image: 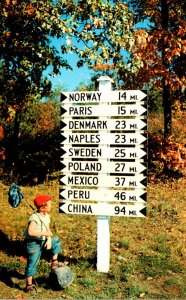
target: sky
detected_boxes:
[48,53,93,92]
[47,20,151,93]
[46,35,94,92]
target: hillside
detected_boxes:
[0,111,186,299]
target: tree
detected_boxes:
[0,0,72,164]
[0,0,137,167]
[61,0,139,87]
[126,0,186,136]
[0,125,5,163]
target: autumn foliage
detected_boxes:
[148,133,186,178]
[0,126,4,141]
[0,0,185,182]
[129,0,186,87]
[133,26,186,90]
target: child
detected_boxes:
[24,194,63,293]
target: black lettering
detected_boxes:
[67,148,102,157]
[67,175,99,186]
[129,181,137,187]
[68,204,73,212]
[129,196,137,201]
[69,204,93,214]
[129,210,137,215]
[68,190,73,197]
[130,109,137,114]
[69,148,73,156]
[69,92,102,102]
[67,190,90,199]
[130,138,137,143]
[67,120,107,130]
[69,121,74,129]
[68,106,92,116]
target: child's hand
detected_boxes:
[45,230,53,237]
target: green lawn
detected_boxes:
[0,177,185,299]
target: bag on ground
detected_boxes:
[49,266,74,289]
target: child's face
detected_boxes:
[43,200,52,213]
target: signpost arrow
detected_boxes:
[61,93,67,102]
[61,103,147,117]
[61,107,67,115]
[61,146,147,160]
[60,118,147,131]
[60,187,147,203]
[60,174,147,188]
[61,160,147,174]
[59,201,146,217]
[61,90,147,103]
[61,132,147,145]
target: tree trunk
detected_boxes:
[161,0,172,137]
[162,81,171,136]
[12,110,21,170]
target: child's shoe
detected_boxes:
[51,259,68,270]
[25,284,42,294]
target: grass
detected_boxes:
[0,111,186,299]
[0,177,185,299]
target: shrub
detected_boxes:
[148,133,186,178]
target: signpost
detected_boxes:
[61,132,147,145]
[60,75,147,273]
[60,187,147,203]
[61,118,147,131]
[61,103,147,117]
[60,173,147,188]
[61,145,147,159]
[61,160,147,174]
[61,90,147,103]
[59,202,146,217]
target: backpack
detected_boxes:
[8,183,24,208]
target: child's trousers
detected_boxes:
[25,237,62,277]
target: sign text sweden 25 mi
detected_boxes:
[61,146,147,160]
[61,90,147,103]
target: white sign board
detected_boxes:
[61,90,147,103]
[61,118,147,131]
[60,187,147,203]
[61,103,147,117]
[61,160,147,174]
[60,173,146,188]
[61,132,147,145]
[59,201,146,217]
[61,146,147,160]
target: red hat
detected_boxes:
[34,194,52,208]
